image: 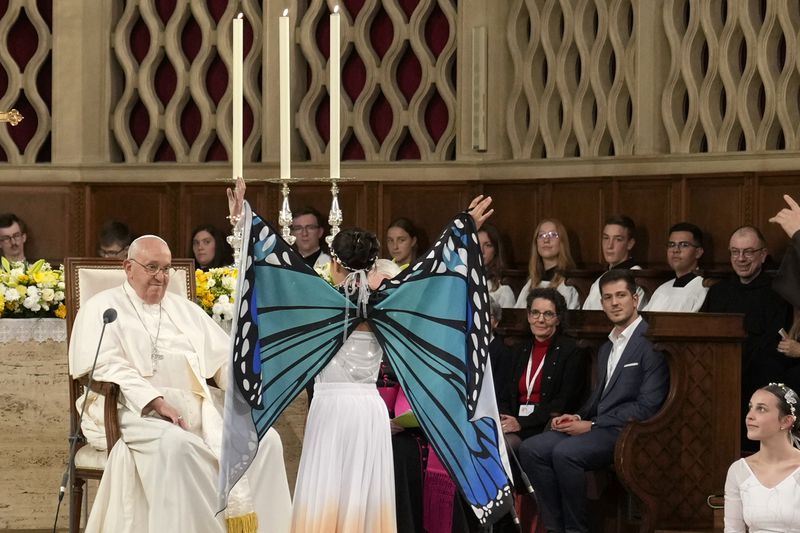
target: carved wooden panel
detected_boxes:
[86,184,177,253]
[685,175,748,268]
[547,180,608,266]
[755,173,800,259]
[481,182,539,267]
[177,183,233,256]
[0,183,70,262]
[379,182,476,255]
[614,178,680,267]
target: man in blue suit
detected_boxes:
[519,269,669,533]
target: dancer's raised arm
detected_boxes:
[468,195,494,230]
[227,176,246,226]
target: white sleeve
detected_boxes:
[582,278,602,310]
[723,461,746,533]
[493,285,516,308]
[558,284,580,310]
[514,279,532,308]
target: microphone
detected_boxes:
[103,308,117,324]
[54,307,117,532]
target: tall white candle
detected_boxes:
[279,9,290,180]
[330,5,341,180]
[232,13,243,180]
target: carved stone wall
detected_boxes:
[506,0,636,158]
[0,0,52,163]
[661,0,800,153]
[109,0,263,163]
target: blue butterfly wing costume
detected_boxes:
[219,202,513,525]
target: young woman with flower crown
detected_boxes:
[724,382,800,531]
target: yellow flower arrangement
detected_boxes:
[0,258,66,318]
[195,267,238,324]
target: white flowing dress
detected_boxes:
[724,458,800,532]
[290,330,396,533]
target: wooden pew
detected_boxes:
[497,309,744,533]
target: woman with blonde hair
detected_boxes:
[514,219,580,309]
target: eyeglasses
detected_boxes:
[729,247,764,259]
[129,258,172,276]
[290,224,321,234]
[528,309,557,320]
[0,232,24,245]
[537,231,559,240]
[666,241,699,250]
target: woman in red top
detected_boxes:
[498,287,588,452]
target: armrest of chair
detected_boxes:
[77,376,121,454]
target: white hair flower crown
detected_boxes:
[770,382,797,417]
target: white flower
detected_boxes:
[41,288,55,302]
[221,276,236,290]
[207,277,217,288]
[23,295,41,312]
[54,290,65,302]
[57,281,65,290]
[5,288,20,302]
[26,286,39,297]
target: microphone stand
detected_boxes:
[53,311,115,533]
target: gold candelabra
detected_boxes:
[0,109,23,126]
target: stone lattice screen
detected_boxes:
[0,0,52,164]
[661,0,800,153]
[506,0,637,159]
[108,0,456,164]
[505,0,800,158]
[295,0,458,162]
[110,0,263,163]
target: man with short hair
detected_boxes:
[701,225,792,451]
[290,207,330,268]
[519,269,669,533]
[97,220,133,258]
[69,235,291,533]
[0,212,28,263]
[582,215,645,310]
[644,222,708,312]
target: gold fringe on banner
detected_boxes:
[227,511,258,533]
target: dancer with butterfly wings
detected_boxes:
[219,178,514,532]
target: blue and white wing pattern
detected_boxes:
[371,213,514,525]
[219,202,356,508]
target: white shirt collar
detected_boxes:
[608,314,642,344]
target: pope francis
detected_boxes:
[68,235,291,533]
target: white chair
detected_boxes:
[64,257,195,533]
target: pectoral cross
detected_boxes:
[0,109,23,126]
[151,349,164,371]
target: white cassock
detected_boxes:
[643,275,708,312]
[68,282,291,533]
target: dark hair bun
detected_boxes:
[331,228,380,271]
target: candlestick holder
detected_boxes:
[325,180,343,246]
[278,181,296,245]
